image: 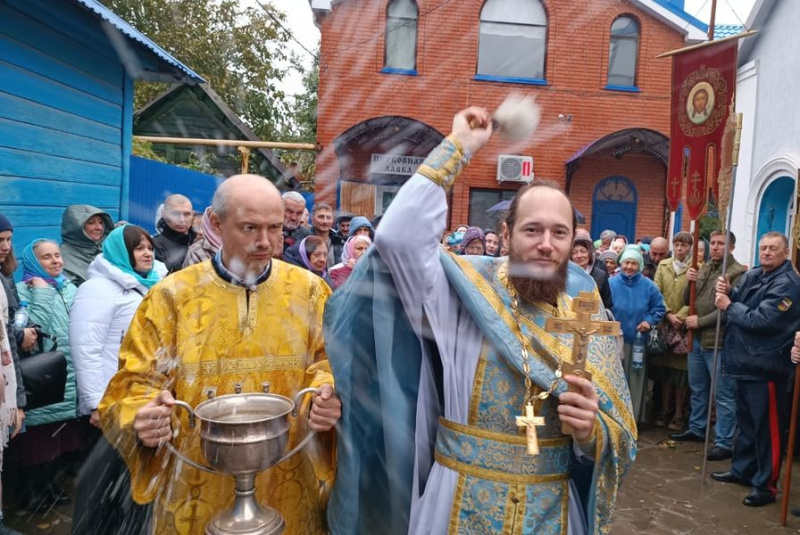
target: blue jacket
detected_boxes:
[609,272,666,343]
[723,260,800,381]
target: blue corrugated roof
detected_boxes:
[72,0,204,83]
[714,24,744,39]
[650,0,709,32]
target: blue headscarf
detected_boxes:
[102,226,160,289]
[22,239,66,290]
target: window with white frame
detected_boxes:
[385,0,418,71]
[477,0,547,80]
[607,16,640,88]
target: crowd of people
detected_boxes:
[0,108,799,534]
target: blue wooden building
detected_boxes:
[0,0,203,253]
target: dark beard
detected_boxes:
[508,258,569,306]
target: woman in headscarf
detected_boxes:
[599,250,620,277]
[183,207,223,268]
[282,236,332,286]
[571,229,613,311]
[609,245,666,424]
[60,205,114,286]
[329,235,372,290]
[459,227,486,256]
[70,225,159,534]
[10,239,80,509]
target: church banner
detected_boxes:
[666,39,738,219]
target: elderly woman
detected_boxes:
[283,236,332,286]
[60,205,114,286]
[609,245,666,423]
[10,239,80,509]
[599,250,619,277]
[70,225,159,534]
[460,227,486,256]
[652,231,693,431]
[329,235,372,290]
[571,229,613,310]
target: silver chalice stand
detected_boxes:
[168,382,320,535]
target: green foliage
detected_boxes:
[132,139,219,175]
[106,0,294,142]
[699,202,722,240]
[277,54,319,185]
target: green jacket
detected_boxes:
[654,258,690,318]
[60,205,113,287]
[16,281,78,426]
[684,254,747,349]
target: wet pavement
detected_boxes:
[6,426,800,534]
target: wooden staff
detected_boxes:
[781,363,800,525]
[687,222,700,349]
[701,113,743,482]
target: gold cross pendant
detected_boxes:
[516,402,546,456]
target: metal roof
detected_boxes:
[72,0,204,83]
[714,24,745,39]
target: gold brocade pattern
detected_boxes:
[98,260,334,535]
[443,254,637,534]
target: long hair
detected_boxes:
[0,248,17,277]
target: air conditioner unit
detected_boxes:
[497,155,534,183]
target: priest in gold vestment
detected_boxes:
[99,175,341,534]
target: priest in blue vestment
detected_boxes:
[324,107,636,534]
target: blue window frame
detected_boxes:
[385,0,418,72]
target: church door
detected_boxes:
[755,176,795,265]
[591,176,638,240]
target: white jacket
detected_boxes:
[69,255,154,415]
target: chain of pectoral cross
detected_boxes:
[506,282,563,456]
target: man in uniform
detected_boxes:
[710,231,800,506]
[99,175,341,534]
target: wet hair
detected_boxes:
[282,191,305,205]
[304,235,327,257]
[123,225,154,269]
[312,203,333,216]
[673,231,694,246]
[761,231,788,248]
[710,230,736,246]
[505,180,577,234]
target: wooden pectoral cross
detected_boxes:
[516,402,546,456]
[544,291,621,433]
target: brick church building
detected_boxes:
[310,0,709,239]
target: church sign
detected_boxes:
[370,154,425,176]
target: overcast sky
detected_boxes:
[268,0,758,96]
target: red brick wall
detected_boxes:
[570,153,669,239]
[314,0,686,237]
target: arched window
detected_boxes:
[477,0,547,81]
[384,0,418,72]
[607,16,640,88]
